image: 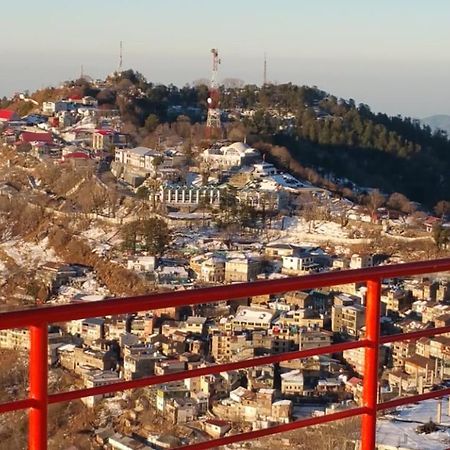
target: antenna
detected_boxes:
[206,48,222,139]
[80,64,84,79]
[119,41,123,72]
[263,52,267,86]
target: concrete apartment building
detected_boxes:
[332,295,366,337]
[281,370,305,395]
[232,306,274,331]
[343,346,387,376]
[225,257,261,283]
[72,346,117,374]
[392,340,416,367]
[123,351,160,380]
[81,370,120,407]
[200,256,226,283]
[282,252,319,275]
[298,329,332,351]
[183,316,207,335]
[115,147,159,173]
[349,254,373,269]
[80,318,105,345]
[276,309,324,329]
[211,333,254,362]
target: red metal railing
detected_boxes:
[1,259,450,449]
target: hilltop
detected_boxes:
[2,70,450,208]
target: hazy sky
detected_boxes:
[1,0,449,118]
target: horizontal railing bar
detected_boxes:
[0,398,35,414]
[377,387,450,411]
[180,406,370,450]
[0,259,449,329]
[49,339,369,404]
[380,325,450,344]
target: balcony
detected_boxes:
[1,258,450,449]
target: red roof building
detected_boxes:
[20,131,53,144]
[62,152,91,160]
[424,216,442,232]
[94,129,115,136]
[0,109,19,122]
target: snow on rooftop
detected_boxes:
[233,307,274,323]
[58,343,76,352]
[76,294,105,302]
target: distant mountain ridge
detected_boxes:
[421,115,450,135]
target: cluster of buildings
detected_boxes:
[1,238,449,448]
[111,140,322,217]
[0,97,128,165]
[2,85,450,448]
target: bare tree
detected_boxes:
[387,192,416,214]
[365,189,385,222]
[434,200,450,218]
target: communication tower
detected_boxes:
[118,41,123,72]
[263,53,267,86]
[206,48,222,138]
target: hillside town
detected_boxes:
[0,77,450,450]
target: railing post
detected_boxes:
[29,322,48,450]
[361,278,381,450]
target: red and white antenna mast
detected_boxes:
[206,48,222,138]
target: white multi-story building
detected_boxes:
[42,101,72,115]
[282,253,319,273]
[281,370,304,395]
[202,142,260,170]
[349,254,373,269]
[127,255,156,273]
[232,306,274,331]
[159,185,222,206]
[252,162,278,178]
[200,256,226,283]
[115,147,160,173]
[82,370,120,407]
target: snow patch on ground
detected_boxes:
[80,226,120,256]
[1,237,59,268]
[270,217,371,246]
[50,273,110,305]
[377,399,450,449]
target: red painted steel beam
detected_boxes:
[380,325,450,344]
[180,406,370,450]
[361,279,382,450]
[377,387,450,411]
[0,259,449,330]
[28,323,48,450]
[0,398,34,414]
[0,258,449,449]
[49,339,369,404]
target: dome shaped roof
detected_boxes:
[228,142,250,153]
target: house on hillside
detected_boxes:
[61,151,93,167]
[424,216,441,233]
[0,109,19,122]
[202,142,260,170]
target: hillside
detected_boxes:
[4,71,450,207]
[238,84,450,207]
